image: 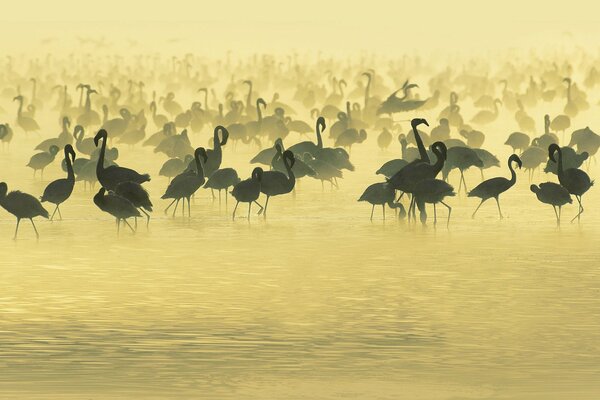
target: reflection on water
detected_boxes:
[1,110,600,399]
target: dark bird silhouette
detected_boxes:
[204,126,229,177]
[27,145,59,178]
[412,179,455,227]
[0,182,49,239]
[231,167,264,220]
[93,187,140,233]
[204,168,241,204]
[115,181,153,226]
[441,146,483,193]
[288,117,325,156]
[469,154,522,219]
[40,145,76,220]
[94,129,150,190]
[530,182,572,223]
[161,147,208,217]
[548,144,593,222]
[259,146,296,217]
[358,182,406,220]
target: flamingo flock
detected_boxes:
[0,51,596,239]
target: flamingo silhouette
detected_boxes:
[469,154,522,219]
[0,182,49,239]
[41,145,76,220]
[548,144,593,222]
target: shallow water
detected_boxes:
[1,101,600,399]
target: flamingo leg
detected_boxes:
[232,201,239,220]
[57,205,62,220]
[495,196,503,219]
[187,197,191,217]
[472,199,485,218]
[123,219,136,233]
[433,203,437,225]
[116,218,120,234]
[13,218,20,240]
[248,202,251,219]
[382,204,385,220]
[441,201,452,228]
[370,204,374,220]
[172,199,180,217]
[30,219,39,239]
[261,196,270,217]
[164,199,177,214]
[552,205,559,224]
[461,171,468,193]
[50,205,59,221]
[140,208,151,227]
[253,201,263,214]
[571,195,584,223]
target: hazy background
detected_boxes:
[1,0,599,55]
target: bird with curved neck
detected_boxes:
[469,154,522,219]
[259,146,296,217]
[204,126,229,178]
[41,145,76,220]
[0,182,49,239]
[94,129,150,190]
[231,167,264,220]
[93,188,140,234]
[162,147,208,217]
[288,116,325,156]
[548,143,593,222]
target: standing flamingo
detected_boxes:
[0,182,49,239]
[41,145,76,220]
[548,144,593,222]
[469,154,522,219]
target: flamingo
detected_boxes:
[231,167,264,220]
[548,144,593,222]
[0,181,49,239]
[40,145,76,220]
[469,154,522,219]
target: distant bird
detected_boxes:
[259,147,296,217]
[412,179,455,227]
[505,132,530,153]
[459,129,485,148]
[0,182,49,239]
[471,99,501,125]
[358,182,406,220]
[530,182,572,223]
[14,95,40,133]
[469,154,522,219]
[377,127,393,150]
[520,145,547,180]
[159,154,194,181]
[377,82,425,116]
[441,146,483,193]
[231,167,264,220]
[40,145,76,220]
[93,187,140,233]
[161,147,208,217]
[430,118,450,142]
[204,168,241,204]
[335,128,367,152]
[73,125,95,155]
[94,129,150,190]
[115,181,153,226]
[27,145,59,178]
[288,117,325,156]
[548,144,593,222]
[0,123,14,149]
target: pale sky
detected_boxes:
[1,1,598,55]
